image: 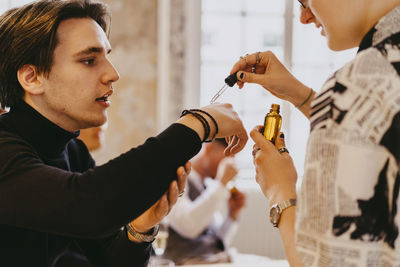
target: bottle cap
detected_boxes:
[225,71,238,87]
[270,104,280,112]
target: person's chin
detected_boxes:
[327,35,358,51]
[87,117,107,129]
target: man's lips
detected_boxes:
[95,90,113,102]
[95,94,110,102]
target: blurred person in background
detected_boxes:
[164,138,246,265]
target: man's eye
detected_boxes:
[82,58,95,65]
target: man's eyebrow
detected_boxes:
[73,46,112,57]
[298,0,306,8]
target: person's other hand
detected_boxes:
[228,189,246,221]
[230,51,310,108]
[250,126,297,205]
[215,157,238,186]
[128,162,190,241]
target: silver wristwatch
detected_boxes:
[269,198,296,227]
[126,223,159,242]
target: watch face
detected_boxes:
[270,207,280,225]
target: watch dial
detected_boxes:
[270,208,279,223]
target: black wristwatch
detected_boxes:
[269,198,296,227]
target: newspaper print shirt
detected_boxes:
[295,6,400,267]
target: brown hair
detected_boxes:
[0,0,111,108]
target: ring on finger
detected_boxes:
[178,190,185,197]
[240,53,250,68]
[255,51,261,65]
[251,52,261,73]
[278,147,289,154]
[252,147,261,157]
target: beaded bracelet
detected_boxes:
[189,109,219,142]
[180,109,218,143]
[180,109,210,142]
[296,88,314,109]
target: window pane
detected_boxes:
[201,0,286,179]
[243,16,284,58]
[244,0,284,15]
[202,14,242,62]
[202,0,242,13]
[0,1,31,15]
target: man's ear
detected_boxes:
[17,65,44,95]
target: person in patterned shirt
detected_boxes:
[230,0,400,266]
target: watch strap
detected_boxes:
[278,198,297,211]
[126,223,159,243]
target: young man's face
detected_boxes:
[38,17,119,132]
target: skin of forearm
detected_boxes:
[277,207,304,267]
[286,84,315,119]
[177,115,207,141]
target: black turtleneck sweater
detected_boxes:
[0,102,202,267]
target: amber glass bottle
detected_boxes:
[263,104,282,143]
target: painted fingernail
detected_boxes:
[280,133,285,139]
[239,72,244,79]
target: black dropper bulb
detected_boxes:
[224,71,239,87]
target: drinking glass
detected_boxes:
[150,222,175,267]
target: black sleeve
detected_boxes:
[75,228,152,267]
[0,123,201,238]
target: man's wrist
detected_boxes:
[177,115,205,142]
[126,223,159,243]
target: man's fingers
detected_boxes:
[184,162,191,175]
[225,135,237,156]
[225,128,248,155]
[167,180,179,208]
[176,166,187,194]
[151,193,168,221]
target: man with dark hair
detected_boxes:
[165,138,246,265]
[0,0,248,266]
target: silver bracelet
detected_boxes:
[126,223,159,243]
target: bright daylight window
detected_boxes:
[0,0,30,14]
[200,0,356,182]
